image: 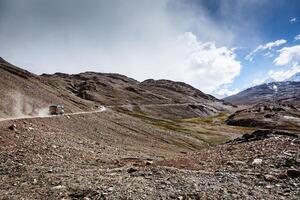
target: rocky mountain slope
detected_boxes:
[224,81,300,107]
[1,57,300,199]
[40,66,235,119]
[0,57,234,119]
[0,58,96,118]
[226,103,300,132]
[41,72,230,107]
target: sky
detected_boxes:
[0,0,300,98]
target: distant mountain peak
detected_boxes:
[224,81,300,107]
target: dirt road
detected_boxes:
[0,102,227,123]
[0,106,107,122]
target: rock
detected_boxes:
[264,174,278,182]
[33,179,38,184]
[293,138,300,144]
[54,153,64,159]
[52,185,67,190]
[283,158,298,167]
[277,172,288,179]
[146,161,153,165]
[8,124,17,131]
[283,188,291,194]
[177,196,183,200]
[266,185,274,189]
[287,169,300,178]
[127,167,138,173]
[226,160,246,166]
[252,159,263,165]
[200,191,207,200]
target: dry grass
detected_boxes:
[177,112,229,124]
[116,109,252,147]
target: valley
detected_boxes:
[0,58,299,199]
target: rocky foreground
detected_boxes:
[0,110,299,199]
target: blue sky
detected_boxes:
[0,0,300,97]
[213,0,300,96]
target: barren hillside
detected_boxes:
[226,103,300,132]
[41,72,235,119]
[0,58,96,118]
[1,58,299,199]
[0,57,235,120]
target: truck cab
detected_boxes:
[49,105,64,115]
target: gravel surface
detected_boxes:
[0,110,299,199]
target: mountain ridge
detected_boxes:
[224,81,300,106]
[0,57,234,119]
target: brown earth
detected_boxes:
[0,57,234,120]
[0,110,299,199]
[0,58,96,118]
[226,103,300,132]
[40,71,235,119]
[1,57,300,199]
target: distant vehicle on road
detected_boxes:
[49,105,64,115]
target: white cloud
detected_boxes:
[249,78,266,87]
[174,32,242,93]
[273,45,300,66]
[290,17,297,23]
[263,52,274,58]
[295,34,300,41]
[0,0,243,94]
[242,64,300,89]
[268,63,300,81]
[213,87,240,98]
[243,78,270,89]
[245,39,287,61]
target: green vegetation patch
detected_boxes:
[126,110,189,132]
[177,112,229,124]
[115,108,253,148]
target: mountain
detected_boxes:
[0,57,234,119]
[1,57,299,199]
[40,72,235,119]
[226,103,300,132]
[0,57,96,118]
[285,72,300,82]
[41,73,220,106]
[224,81,300,107]
[1,99,299,199]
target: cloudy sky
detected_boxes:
[0,0,300,97]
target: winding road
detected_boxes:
[0,102,231,123]
[0,106,107,122]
